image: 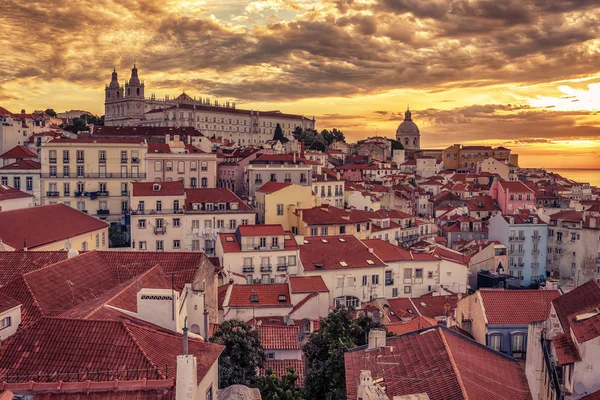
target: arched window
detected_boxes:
[136,88,140,96]
[178,161,184,173]
[191,177,197,188]
[154,161,162,172]
[166,161,173,171]
[117,92,120,98]
[405,137,409,146]
[511,333,525,358]
[201,162,208,171]
[190,162,197,171]
[107,92,110,99]
[413,138,417,147]
[487,333,502,352]
[201,177,207,188]
[127,88,130,96]
[190,324,201,334]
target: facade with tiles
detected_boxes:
[104,66,316,145]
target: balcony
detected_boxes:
[63,158,70,163]
[77,158,84,163]
[517,262,525,267]
[255,179,263,184]
[49,158,56,164]
[284,179,292,183]
[97,191,110,197]
[260,266,272,272]
[74,191,84,197]
[121,191,129,196]
[385,279,394,286]
[46,191,60,197]
[532,249,540,255]
[97,209,110,215]
[131,157,140,164]
[99,159,106,164]
[121,158,128,164]
[277,265,288,272]
[154,226,167,235]
[205,247,215,254]
[532,236,540,241]
[41,173,146,179]
[243,266,255,273]
[63,192,70,197]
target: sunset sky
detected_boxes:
[1,0,599,168]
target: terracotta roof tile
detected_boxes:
[288,276,328,293]
[386,316,438,335]
[299,235,385,271]
[257,181,293,194]
[344,326,531,400]
[413,294,461,319]
[499,181,535,193]
[238,224,285,236]
[552,332,582,365]
[260,359,305,386]
[0,251,68,286]
[0,145,38,159]
[132,181,184,196]
[0,185,33,201]
[0,159,41,170]
[387,297,419,319]
[259,325,300,349]
[0,204,108,250]
[552,280,600,333]
[184,188,253,211]
[479,289,560,325]
[227,284,291,308]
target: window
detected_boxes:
[371,274,379,285]
[178,161,185,173]
[392,288,398,297]
[156,240,164,251]
[49,165,57,177]
[277,204,284,215]
[404,269,412,279]
[102,232,106,247]
[512,333,525,358]
[201,162,208,171]
[63,182,70,196]
[428,271,433,279]
[76,165,84,178]
[156,200,162,212]
[321,227,328,235]
[173,218,180,227]
[488,334,502,352]
[49,150,57,162]
[288,255,297,266]
[404,286,411,294]
[76,150,84,162]
[96,234,100,248]
[121,150,127,162]
[26,176,33,191]
[190,162,197,171]
[271,237,279,248]
[217,220,224,228]
[206,385,213,400]
[362,275,368,286]
[13,177,20,190]
[191,177,197,188]
[173,240,181,249]
[415,269,423,279]
[241,219,249,225]
[310,228,318,236]
[0,177,6,185]
[0,316,12,330]
[99,150,106,162]
[154,161,162,172]
[229,219,237,229]
[201,177,208,188]
[166,161,173,171]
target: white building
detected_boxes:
[0,185,34,211]
[130,182,256,255]
[246,154,313,198]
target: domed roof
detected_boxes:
[396,108,420,136]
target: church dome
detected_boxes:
[396,109,420,136]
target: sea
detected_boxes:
[547,169,600,187]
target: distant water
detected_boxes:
[547,169,600,187]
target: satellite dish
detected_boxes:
[457,293,463,300]
[574,382,587,395]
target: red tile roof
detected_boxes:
[147,143,204,153]
[259,325,300,349]
[132,181,184,196]
[549,210,583,223]
[499,181,535,193]
[0,145,38,159]
[299,235,385,271]
[552,280,600,333]
[386,316,438,335]
[344,326,531,400]
[0,204,108,250]
[413,294,461,319]
[227,284,291,308]
[552,332,582,365]
[288,276,328,293]
[218,229,297,253]
[238,224,285,236]
[0,159,41,170]
[362,239,436,262]
[0,251,68,286]
[2,380,175,399]
[387,297,419,319]
[0,185,33,201]
[568,306,600,344]
[299,205,370,225]
[479,289,560,325]
[581,390,600,400]
[257,181,293,194]
[184,188,253,211]
[0,317,223,383]
[91,126,205,138]
[48,138,147,144]
[260,359,305,386]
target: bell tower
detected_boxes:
[123,64,146,121]
[104,68,123,122]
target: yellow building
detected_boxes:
[254,182,317,229]
[289,205,372,239]
[0,203,109,251]
[40,138,148,222]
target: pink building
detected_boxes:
[217,148,263,196]
[146,142,217,188]
[335,163,369,181]
[491,181,536,214]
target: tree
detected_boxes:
[257,367,306,400]
[273,123,289,143]
[44,108,57,117]
[389,139,404,150]
[211,319,266,388]
[303,308,386,400]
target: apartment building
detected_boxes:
[488,211,548,286]
[0,160,41,204]
[146,142,217,188]
[292,205,372,238]
[546,210,600,286]
[40,138,148,221]
[491,180,536,214]
[254,182,316,227]
[130,182,256,254]
[247,154,312,198]
[312,170,344,207]
[216,224,300,283]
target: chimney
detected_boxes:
[293,152,296,163]
[182,317,189,355]
[203,308,209,341]
[367,329,386,350]
[23,240,27,251]
[176,354,198,400]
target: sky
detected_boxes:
[1,0,599,168]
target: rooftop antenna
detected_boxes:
[182,316,189,355]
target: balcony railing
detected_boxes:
[255,179,263,184]
[517,262,525,267]
[97,191,110,197]
[131,157,140,164]
[277,265,288,271]
[154,226,167,235]
[97,209,110,215]
[205,247,215,254]
[41,173,146,179]
[130,209,184,215]
[49,158,56,163]
[243,266,255,273]
[77,158,84,163]
[385,279,394,286]
[260,266,272,272]
[121,191,129,196]
[99,159,106,164]
[532,236,540,241]
[284,179,292,183]
[121,158,128,164]
[63,158,70,163]
[532,249,540,255]
[46,191,60,197]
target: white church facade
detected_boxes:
[104,65,316,146]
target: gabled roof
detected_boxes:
[344,326,531,400]
[258,325,300,350]
[260,359,305,386]
[288,276,328,293]
[386,297,419,319]
[184,188,253,211]
[0,317,223,383]
[0,251,68,286]
[132,181,185,197]
[0,159,41,170]
[362,239,436,262]
[0,145,38,159]
[413,293,461,318]
[552,280,600,342]
[499,181,535,193]
[549,210,583,223]
[238,224,285,237]
[0,185,33,201]
[386,316,438,335]
[299,235,385,271]
[256,181,293,194]
[218,229,297,253]
[227,284,291,308]
[0,204,108,250]
[479,289,560,325]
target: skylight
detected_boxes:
[321,239,329,243]
[339,261,348,267]
[225,237,234,242]
[338,238,346,242]
[366,259,375,265]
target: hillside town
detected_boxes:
[0,65,598,400]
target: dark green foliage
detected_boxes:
[211,320,266,388]
[257,367,306,400]
[108,223,129,247]
[390,139,404,150]
[44,109,57,117]
[61,114,104,133]
[303,308,386,400]
[273,123,289,143]
[292,127,345,151]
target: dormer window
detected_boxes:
[205,203,214,211]
[278,294,287,302]
[192,203,201,210]
[250,295,259,303]
[230,202,239,210]
[153,184,161,191]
